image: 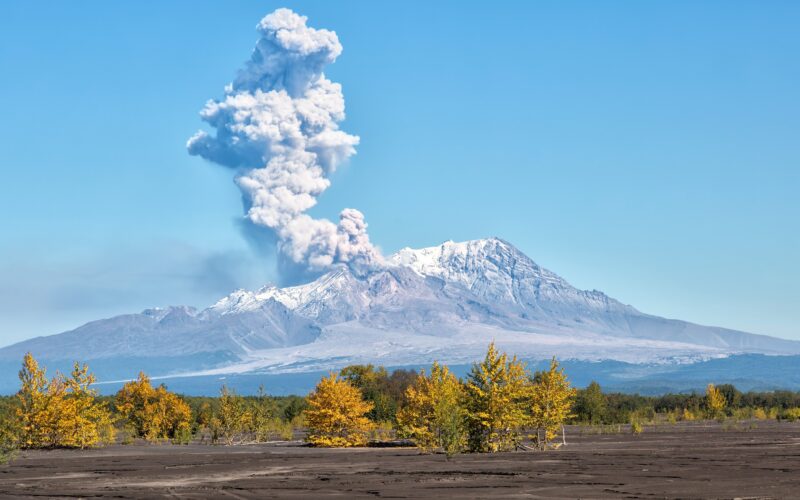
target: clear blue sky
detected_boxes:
[0,1,797,346]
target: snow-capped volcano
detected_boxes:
[214,238,628,321]
[1,238,798,391]
[391,238,636,324]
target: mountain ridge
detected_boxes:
[1,238,798,393]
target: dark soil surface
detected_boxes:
[1,421,799,498]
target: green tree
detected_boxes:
[716,384,741,410]
[0,396,18,462]
[281,396,307,422]
[576,381,606,424]
[340,364,396,422]
[249,385,279,442]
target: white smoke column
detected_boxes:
[187,8,381,276]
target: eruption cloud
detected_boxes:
[188,8,382,278]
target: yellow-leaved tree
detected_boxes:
[16,353,51,448]
[57,362,116,448]
[304,373,374,447]
[115,372,192,442]
[249,384,278,443]
[397,361,467,457]
[529,357,576,450]
[210,385,251,445]
[16,353,114,449]
[463,343,528,452]
[705,383,726,419]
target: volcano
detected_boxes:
[1,238,797,394]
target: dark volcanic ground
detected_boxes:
[1,421,799,498]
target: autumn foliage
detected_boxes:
[115,372,192,442]
[3,346,579,455]
[396,345,576,454]
[464,342,529,452]
[209,386,251,445]
[304,373,374,447]
[397,362,467,456]
[4,347,789,461]
[16,353,115,449]
[705,383,727,419]
[529,357,576,449]
[299,344,578,454]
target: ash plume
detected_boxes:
[188,8,381,278]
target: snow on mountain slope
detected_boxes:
[212,238,628,328]
[2,238,799,385]
[391,239,800,353]
[210,237,799,354]
[0,302,320,363]
[180,322,726,379]
[391,238,625,311]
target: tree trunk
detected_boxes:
[561,424,566,446]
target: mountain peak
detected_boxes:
[396,237,511,254]
[390,237,558,286]
[3,236,800,392]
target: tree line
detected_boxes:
[306,343,574,454]
[3,345,800,461]
[573,380,800,425]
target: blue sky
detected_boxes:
[0,1,797,346]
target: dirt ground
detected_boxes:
[0,421,798,499]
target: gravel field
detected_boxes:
[1,421,798,498]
